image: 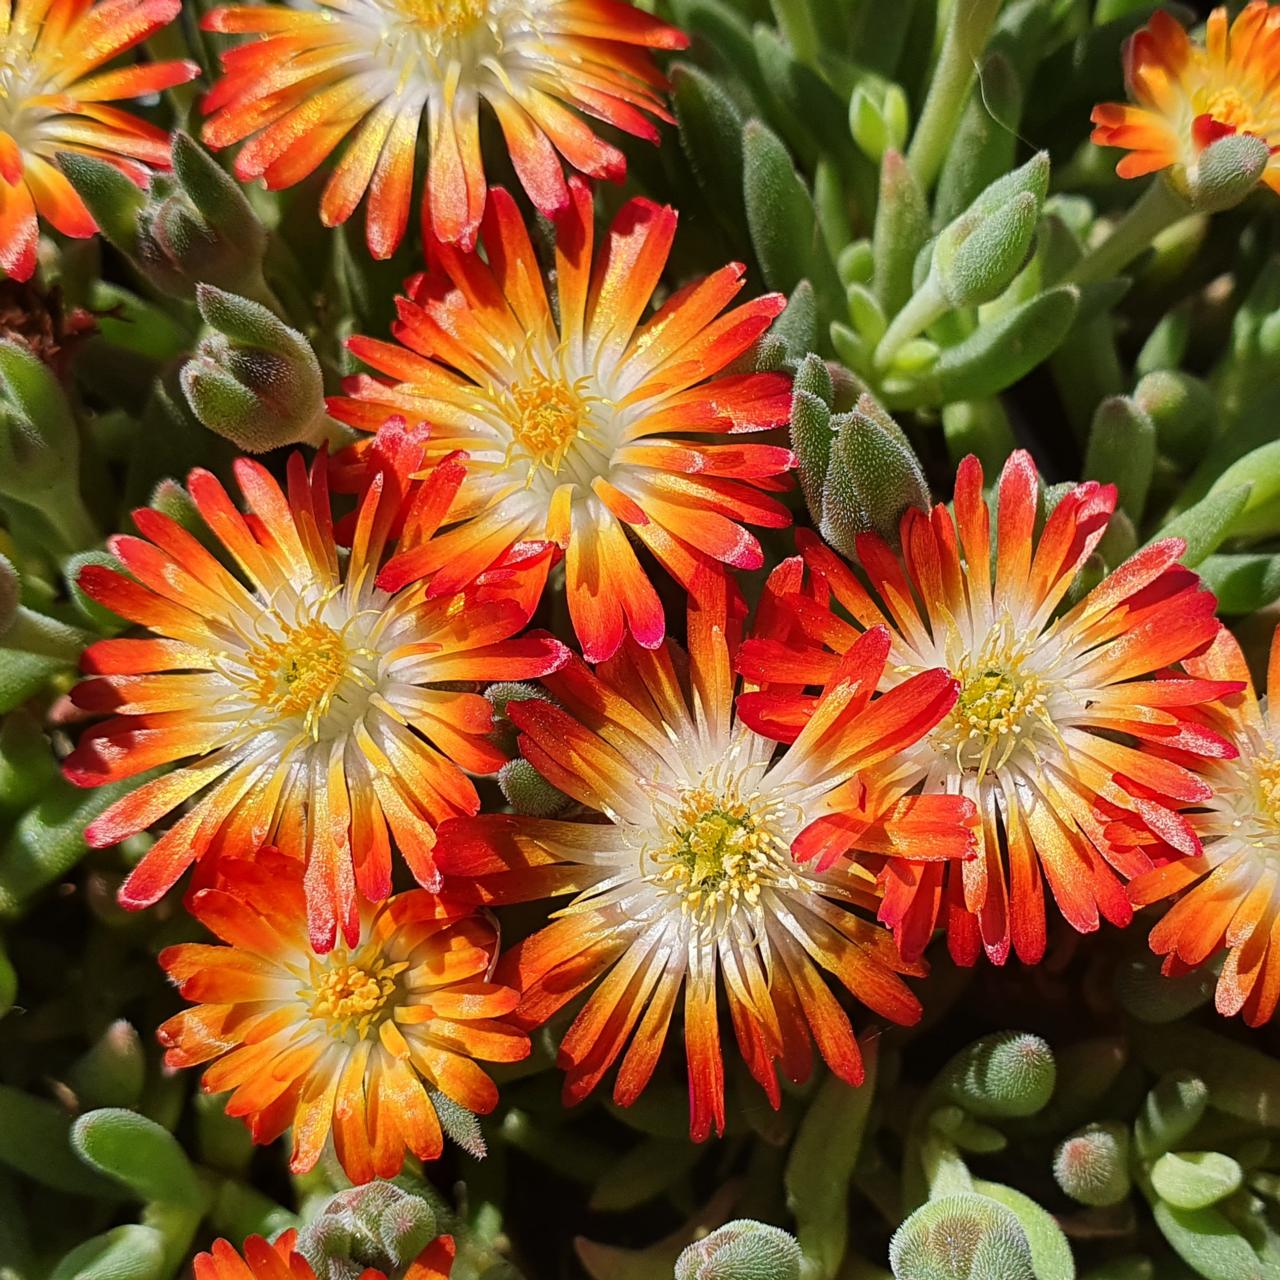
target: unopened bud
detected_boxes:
[499,758,569,817]
[1185,132,1270,214]
[889,1194,1035,1280]
[819,394,930,552]
[295,1181,441,1280]
[1054,1122,1131,1206]
[675,1220,801,1280]
[850,81,910,164]
[181,285,328,452]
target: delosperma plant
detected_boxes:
[8,1,1280,1278]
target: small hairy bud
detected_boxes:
[889,1194,1035,1280]
[1054,1122,1132,1206]
[674,1219,802,1280]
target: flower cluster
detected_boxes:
[10,0,1280,1274]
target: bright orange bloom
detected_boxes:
[64,425,568,951]
[438,574,977,1140]
[1129,625,1280,1026]
[196,1226,454,1280]
[334,180,795,664]
[0,0,198,280]
[199,0,687,256]
[1091,2,1280,193]
[162,849,527,1183]
[736,452,1234,967]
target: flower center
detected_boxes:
[649,785,788,926]
[507,374,590,475]
[1194,84,1262,136]
[935,648,1050,777]
[303,951,409,1039]
[245,619,352,726]
[1254,750,1280,830]
[393,0,489,39]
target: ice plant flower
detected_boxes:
[196,1227,455,1280]
[199,0,687,256]
[438,575,977,1139]
[336,180,795,664]
[1091,2,1280,193]
[736,451,1233,966]
[63,426,568,951]
[0,0,199,281]
[1129,625,1280,1026]
[162,849,528,1183]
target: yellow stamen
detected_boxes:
[394,0,489,39]
[245,619,351,726]
[507,373,589,475]
[302,949,409,1040]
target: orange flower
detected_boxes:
[438,574,976,1140]
[63,425,568,951]
[1091,2,1280,193]
[199,0,687,256]
[735,451,1234,967]
[195,1229,454,1280]
[1129,625,1280,1026]
[334,180,795,664]
[0,0,198,280]
[162,849,527,1183]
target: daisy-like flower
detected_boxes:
[195,1230,454,1280]
[0,0,198,280]
[437,574,977,1140]
[1091,2,1280,193]
[335,179,795,664]
[199,0,687,256]
[736,451,1234,967]
[1128,625,1280,1026]
[63,424,568,951]
[162,849,527,1184]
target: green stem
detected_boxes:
[907,0,1005,190]
[875,278,947,370]
[1065,176,1191,286]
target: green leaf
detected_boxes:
[873,151,930,317]
[1084,396,1156,523]
[71,1109,208,1210]
[1151,485,1251,567]
[1199,553,1280,614]
[1151,1152,1243,1210]
[0,1086,120,1198]
[972,1181,1076,1280]
[1151,1199,1268,1280]
[786,1041,878,1278]
[48,1225,167,1280]
[672,63,747,236]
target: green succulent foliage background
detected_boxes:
[5,0,1280,1278]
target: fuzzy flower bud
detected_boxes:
[180,285,328,453]
[499,758,570,818]
[890,1195,1035,1280]
[939,1031,1056,1119]
[674,1220,801,1280]
[295,1182,442,1280]
[1184,132,1270,215]
[1054,1122,1132,1206]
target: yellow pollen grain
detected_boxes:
[245,619,350,724]
[303,951,409,1040]
[652,786,776,926]
[507,374,587,474]
[1194,83,1263,135]
[1254,751,1280,828]
[395,0,489,38]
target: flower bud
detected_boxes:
[889,1194,1035,1280]
[939,1031,1055,1119]
[819,394,930,552]
[850,80,910,164]
[1054,1122,1131,1206]
[295,1181,442,1280]
[56,153,147,259]
[181,285,328,453]
[499,757,570,818]
[675,1220,802,1280]
[136,133,270,299]
[1184,132,1271,214]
